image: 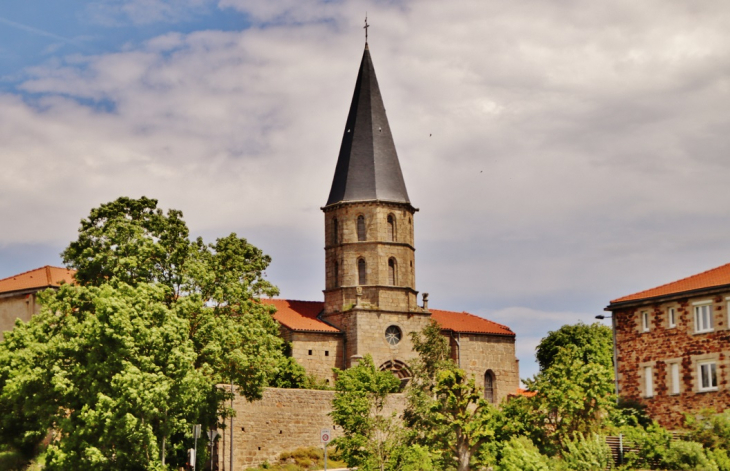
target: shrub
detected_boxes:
[622,422,672,469]
[498,436,550,471]
[663,440,717,471]
[561,433,612,471]
[686,409,730,452]
[709,448,730,471]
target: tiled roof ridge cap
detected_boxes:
[611,261,730,303]
[433,307,514,333]
[0,265,70,284]
[262,298,324,304]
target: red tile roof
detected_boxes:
[0,266,75,295]
[430,309,515,336]
[262,299,340,333]
[262,299,514,337]
[611,262,730,304]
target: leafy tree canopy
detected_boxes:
[535,322,613,372]
[0,197,289,470]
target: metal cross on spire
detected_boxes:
[364,15,369,43]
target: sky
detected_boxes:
[1,0,729,380]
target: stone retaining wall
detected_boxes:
[217,387,406,470]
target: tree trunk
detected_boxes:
[457,438,471,471]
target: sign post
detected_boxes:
[207,429,218,471]
[320,428,331,471]
[192,424,201,471]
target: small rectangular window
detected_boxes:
[699,362,718,391]
[308,350,312,356]
[668,307,676,328]
[325,351,329,357]
[644,366,654,397]
[641,311,650,332]
[694,304,714,333]
[670,363,680,395]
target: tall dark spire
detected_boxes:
[325,46,410,207]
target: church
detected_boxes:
[0,43,520,405]
[262,42,520,403]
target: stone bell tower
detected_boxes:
[321,43,430,371]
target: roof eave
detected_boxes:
[606,282,730,311]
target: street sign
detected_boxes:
[320,428,331,444]
[207,430,218,441]
[193,424,201,439]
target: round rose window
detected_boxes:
[385,325,402,346]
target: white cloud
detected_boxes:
[2,0,730,374]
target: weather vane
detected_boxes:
[364,15,369,43]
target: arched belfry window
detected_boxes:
[334,261,339,287]
[387,215,396,242]
[358,258,366,285]
[388,258,397,286]
[484,370,496,403]
[357,215,366,241]
[333,218,339,245]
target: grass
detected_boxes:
[244,446,348,471]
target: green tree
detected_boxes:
[330,355,402,471]
[0,197,287,470]
[519,344,615,454]
[430,368,497,471]
[535,322,613,372]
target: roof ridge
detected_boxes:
[0,265,66,284]
[611,261,730,303]
[432,307,514,332]
[264,298,324,304]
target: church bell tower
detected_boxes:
[321,43,428,370]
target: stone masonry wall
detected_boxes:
[288,332,344,384]
[457,334,520,405]
[614,291,730,428]
[218,387,407,470]
[0,293,39,341]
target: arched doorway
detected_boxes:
[379,360,412,389]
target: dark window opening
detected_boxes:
[308,350,312,356]
[388,258,397,286]
[358,258,367,285]
[357,215,366,241]
[334,261,339,288]
[484,370,496,403]
[333,218,339,244]
[387,215,396,241]
[325,351,329,356]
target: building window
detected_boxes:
[308,350,312,356]
[388,258,397,286]
[357,215,366,241]
[641,311,650,332]
[333,218,339,244]
[385,325,402,346]
[387,214,396,241]
[358,258,366,285]
[698,361,718,391]
[670,363,680,395]
[325,351,329,357]
[334,261,339,287]
[694,303,714,333]
[484,370,495,403]
[644,366,654,397]
[668,307,676,328]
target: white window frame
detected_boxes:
[670,363,680,395]
[698,361,718,392]
[668,307,676,328]
[644,366,654,397]
[693,301,714,333]
[641,311,650,332]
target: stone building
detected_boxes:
[264,43,520,403]
[606,262,730,428]
[0,266,75,341]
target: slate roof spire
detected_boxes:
[325,44,411,207]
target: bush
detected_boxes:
[498,436,550,471]
[389,444,435,471]
[663,440,717,471]
[560,433,612,471]
[708,448,730,471]
[622,422,672,469]
[686,409,730,452]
